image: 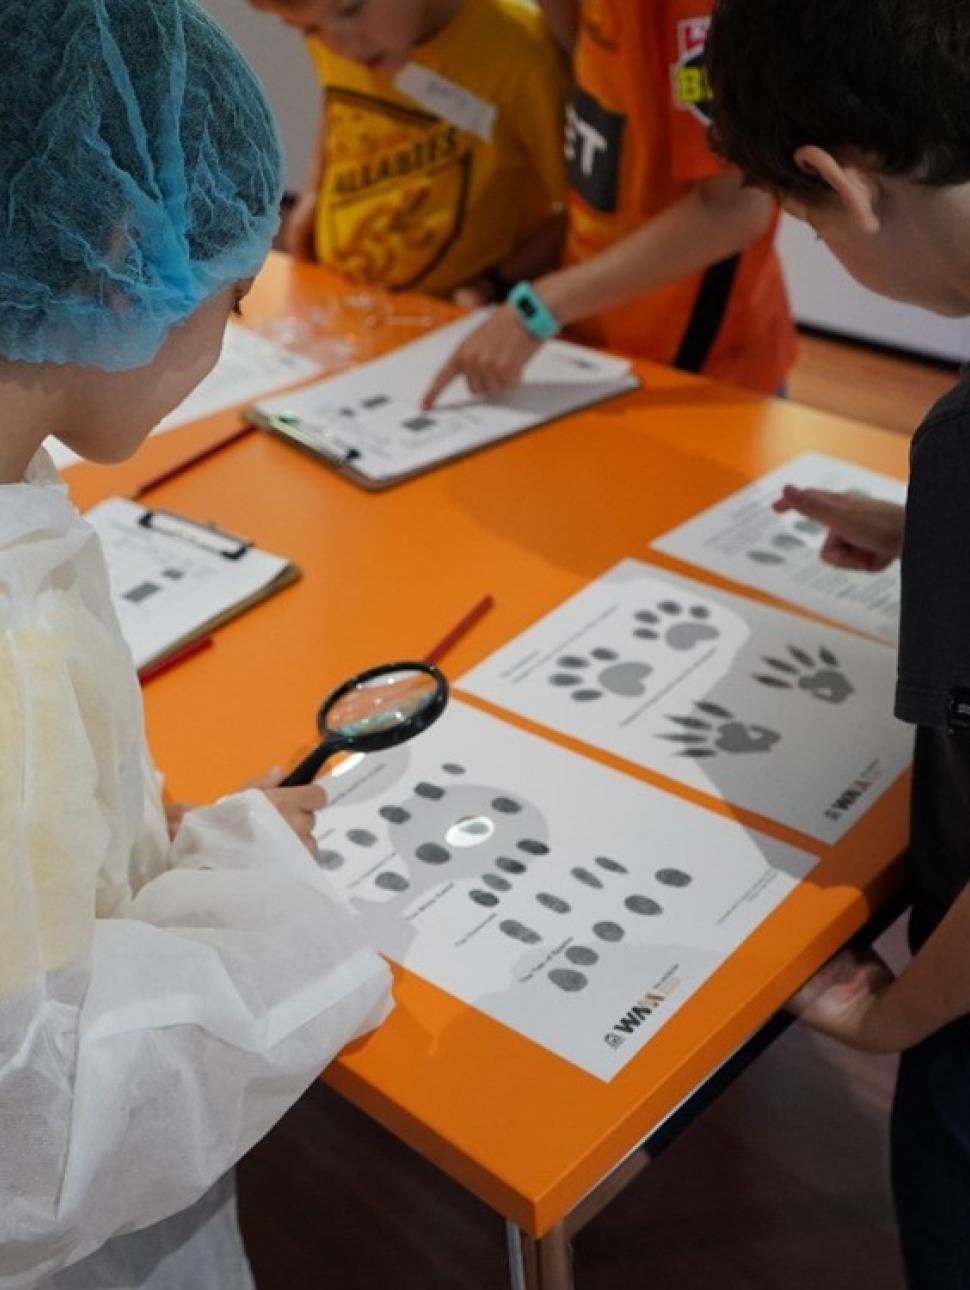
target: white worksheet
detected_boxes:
[460,561,912,844]
[314,702,817,1081]
[652,452,908,644]
[249,310,639,485]
[46,323,322,469]
[87,497,295,668]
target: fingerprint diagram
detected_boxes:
[496,855,695,994]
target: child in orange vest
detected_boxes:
[424,0,795,402]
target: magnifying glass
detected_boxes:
[281,661,449,786]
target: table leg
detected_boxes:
[506,1221,574,1290]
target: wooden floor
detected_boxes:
[238,333,956,1289]
[789,332,958,436]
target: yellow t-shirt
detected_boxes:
[307,0,567,295]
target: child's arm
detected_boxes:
[0,616,391,1285]
[1,784,391,1282]
[772,487,906,572]
[284,93,327,262]
[789,878,970,1053]
[538,0,582,53]
[423,169,773,405]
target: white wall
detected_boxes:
[777,215,970,364]
[200,0,318,191]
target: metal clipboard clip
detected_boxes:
[137,508,253,561]
[256,410,361,467]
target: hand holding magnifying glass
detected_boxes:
[281,661,449,786]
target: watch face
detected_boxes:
[521,298,537,317]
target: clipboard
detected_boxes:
[245,311,641,491]
[85,498,301,669]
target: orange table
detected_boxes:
[66,253,911,1290]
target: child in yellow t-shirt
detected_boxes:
[249,0,568,304]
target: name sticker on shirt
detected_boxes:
[393,63,497,142]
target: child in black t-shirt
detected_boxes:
[707,3,970,1286]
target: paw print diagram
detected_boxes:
[659,701,781,758]
[549,648,652,702]
[546,601,721,701]
[753,645,854,704]
[632,600,720,651]
[748,518,824,566]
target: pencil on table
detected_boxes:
[132,425,254,499]
[423,595,495,666]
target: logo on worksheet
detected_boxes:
[823,760,882,824]
[671,17,713,125]
[603,972,679,1049]
[322,88,471,290]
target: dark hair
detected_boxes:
[706,0,970,198]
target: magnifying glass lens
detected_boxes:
[282,662,447,787]
[325,668,441,738]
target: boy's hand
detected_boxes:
[283,191,318,262]
[774,486,905,571]
[422,306,542,408]
[245,768,327,854]
[787,947,897,1051]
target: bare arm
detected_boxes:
[869,881,970,1048]
[424,170,774,405]
[538,169,772,326]
[794,877,970,1053]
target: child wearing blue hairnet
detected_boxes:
[0,2,392,1287]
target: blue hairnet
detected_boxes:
[0,0,283,370]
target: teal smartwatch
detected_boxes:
[507,281,562,340]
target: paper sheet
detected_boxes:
[651,452,907,644]
[250,310,639,484]
[45,324,322,469]
[87,497,293,668]
[460,560,912,844]
[314,702,818,1080]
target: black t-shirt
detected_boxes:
[897,370,970,937]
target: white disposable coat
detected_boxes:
[0,452,393,1288]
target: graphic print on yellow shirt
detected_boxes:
[321,89,471,291]
[307,0,567,297]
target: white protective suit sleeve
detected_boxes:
[0,454,394,1287]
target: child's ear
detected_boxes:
[793,145,881,234]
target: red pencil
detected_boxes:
[132,425,254,499]
[138,634,214,684]
[423,595,495,666]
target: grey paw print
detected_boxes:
[659,701,781,757]
[549,648,652,701]
[753,645,854,704]
[633,600,719,651]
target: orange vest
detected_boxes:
[564,0,796,393]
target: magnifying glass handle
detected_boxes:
[280,739,338,787]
